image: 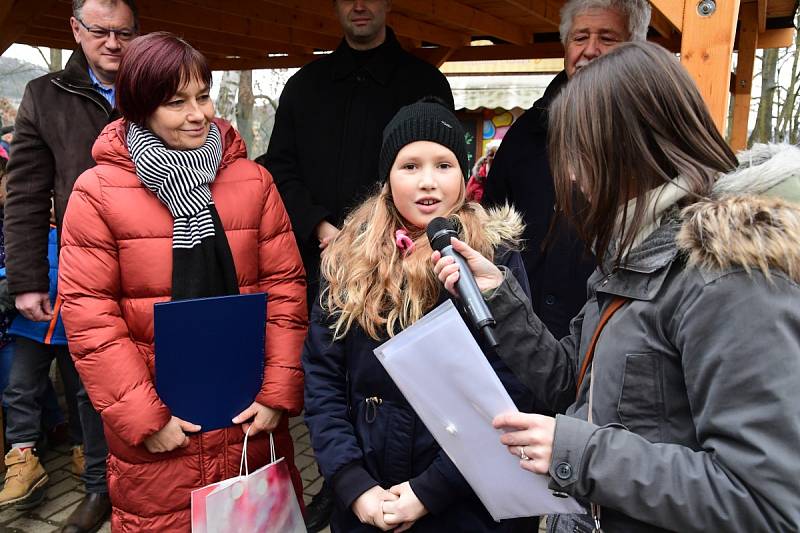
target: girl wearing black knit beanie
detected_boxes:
[302,98,536,532]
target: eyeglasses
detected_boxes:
[75,17,137,42]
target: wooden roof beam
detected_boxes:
[44,0,337,51]
[423,46,455,67]
[0,0,60,55]
[649,9,678,39]
[264,0,470,48]
[36,13,315,56]
[13,33,76,52]
[393,0,531,45]
[172,0,342,38]
[650,0,684,33]
[0,0,14,36]
[757,0,768,32]
[756,27,795,48]
[207,55,315,71]
[499,1,560,28]
[136,1,340,50]
[387,13,470,47]
[210,42,566,71]
[444,43,564,61]
[209,35,679,71]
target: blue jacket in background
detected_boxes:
[1,227,66,345]
[303,249,536,532]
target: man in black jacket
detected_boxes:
[256,1,452,530]
[3,1,139,531]
[258,0,453,306]
[483,0,651,340]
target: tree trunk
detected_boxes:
[776,16,800,142]
[750,48,779,145]
[215,70,240,122]
[236,70,255,152]
[49,48,62,72]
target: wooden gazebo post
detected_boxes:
[679,0,741,132]
[651,1,795,148]
[730,4,760,150]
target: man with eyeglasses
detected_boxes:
[2,1,138,531]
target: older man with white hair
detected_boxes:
[483,0,651,342]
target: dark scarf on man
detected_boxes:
[127,121,239,300]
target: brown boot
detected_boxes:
[71,446,85,478]
[0,448,48,509]
[60,492,111,533]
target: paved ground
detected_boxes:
[0,415,329,533]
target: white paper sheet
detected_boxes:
[374,300,585,520]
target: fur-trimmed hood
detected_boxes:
[677,143,800,283]
[481,203,525,252]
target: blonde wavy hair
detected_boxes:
[320,181,521,340]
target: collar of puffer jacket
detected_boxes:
[90,117,248,174]
[676,143,800,284]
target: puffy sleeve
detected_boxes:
[59,170,171,446]
[255,164,307,415]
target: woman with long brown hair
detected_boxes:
[433,41,800,532]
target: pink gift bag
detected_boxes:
[191,429,305,533]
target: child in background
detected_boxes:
[0,196,84,509]
[466,141,499,203]
[303,99,535,532]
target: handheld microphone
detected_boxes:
[427,217,498,347]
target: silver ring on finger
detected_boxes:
[518,446,530,461]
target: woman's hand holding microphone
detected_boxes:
[431,237,504,295]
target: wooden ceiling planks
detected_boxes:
[0,0,796,71]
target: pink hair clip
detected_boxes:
[395,229,415,257]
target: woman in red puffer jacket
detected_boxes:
[58,33,307,531]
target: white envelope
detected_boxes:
[374,300,585,520]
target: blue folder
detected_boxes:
[154,293,267,432]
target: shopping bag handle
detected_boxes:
[238,426,277,477]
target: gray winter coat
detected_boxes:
[485,144,800,532]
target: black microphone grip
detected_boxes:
[427,217,499,347]
[439,244,499,348]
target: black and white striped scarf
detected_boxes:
[128,121,239,300]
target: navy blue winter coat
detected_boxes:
[303,250,537,532]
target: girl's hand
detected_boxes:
[352,486,397,531]
[144,416,201,453]
[384,481,428,532]
[431,237,503,295]
[493,412,556,475]
[232,402,282,436]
